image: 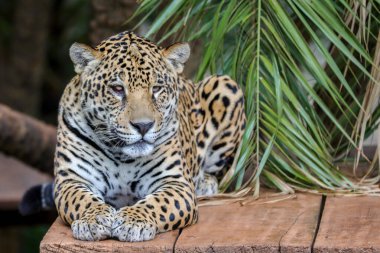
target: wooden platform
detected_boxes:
[314,196,380,253]
[0,152,51,210]
[176,194,320,253]
[39,193,380,252]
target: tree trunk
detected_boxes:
[0,104,56,174]
[0,0,52,116]
[90,0,137,45]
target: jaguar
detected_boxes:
[21,31,246,242]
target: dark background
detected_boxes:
[0,1,138,252]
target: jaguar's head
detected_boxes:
[69,32,190,158]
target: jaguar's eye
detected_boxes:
[110,85,125,95]
[152,86,163,94]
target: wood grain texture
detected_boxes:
[175,194,321,253]
[0,152,51,209]
[40,218,180,253]
[314,196,380,253]
[38,193,380,252]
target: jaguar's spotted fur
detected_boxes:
[53,31,245,242]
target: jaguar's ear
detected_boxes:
[69,43,102,74]
[162,43,190,74]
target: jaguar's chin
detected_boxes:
[121,140,154,158]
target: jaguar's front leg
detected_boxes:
[111,181,198,242]
[54,175,116,241]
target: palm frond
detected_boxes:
[132,0,380,196]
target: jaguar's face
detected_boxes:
[70,32,190,158]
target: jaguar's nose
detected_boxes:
[130,120,154,136]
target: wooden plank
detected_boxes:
[0,152,51,209]
[176,194,321,253]
[40,218,180,253]
[314,196,380,253]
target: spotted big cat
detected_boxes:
[23,31,246,242]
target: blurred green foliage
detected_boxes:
[20,226,49,253]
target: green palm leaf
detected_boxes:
[132,0,380,196]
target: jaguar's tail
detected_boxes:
[19,182,55,215]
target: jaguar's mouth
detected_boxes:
[129,139,152,147]
[108,128,154,147]
[129,138,153,145]
[121,139,154,158]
